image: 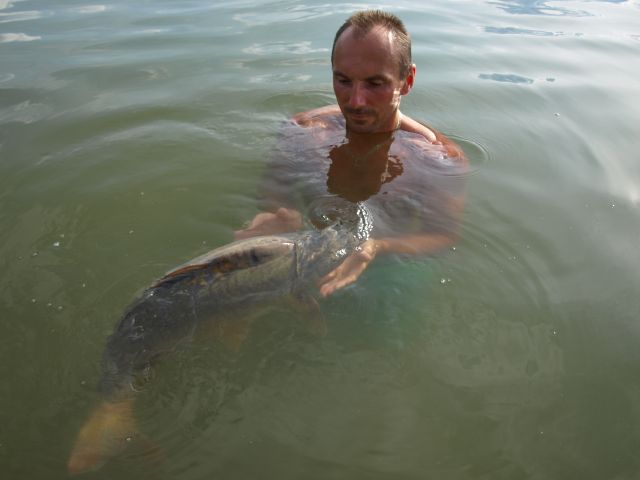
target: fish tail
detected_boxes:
[67,398,136,475]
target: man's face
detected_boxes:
[332,26,414,134]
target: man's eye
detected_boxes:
[368,80,384,87]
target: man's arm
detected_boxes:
[292,105,341,128]
[236,107,347,240]
[318,142,468,297]
[234,115,319,240]
[234,207,303,240]
[317,233,456,297]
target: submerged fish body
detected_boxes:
[100,225,355,399]
[69,225,358,473]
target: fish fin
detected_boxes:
[152,264,208,288]
[152,242,270,289]
[67,398,136,475]
[195,309,257,352]
[215,315,252,352]
[125,432,166,471]
[289,293,327,337]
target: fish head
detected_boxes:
[294,225,361,283]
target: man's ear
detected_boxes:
[400,64,416,95]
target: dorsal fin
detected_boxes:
[151,264,208,288]
[151,255,245,288]
[151,238,295,289]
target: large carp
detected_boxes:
[67,224,361,474]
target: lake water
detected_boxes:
[2,0,640,478]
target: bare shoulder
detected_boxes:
[292,105,342,128]
[400,114,468,166]
[400,115,437,142]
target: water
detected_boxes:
[1,0,640,478]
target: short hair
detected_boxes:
[331,10,412,78]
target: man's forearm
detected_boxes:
[371,232,457,256]
[234,207,302,240]
[317,232,456,297]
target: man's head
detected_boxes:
[331,10,416,134]
[332,10,412,79]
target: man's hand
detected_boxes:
[317,230,459,297]
[234,208,302,240]
[318,239,378,297]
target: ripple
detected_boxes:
[134,28,168,35]
[249,73,312,84]
[0,100,52,124]
[0,32,40,42]
[243,41,328,55]
[260,90,334,114]
[459,205,556,315]
[489,0,590,16]
[72,5,107,14]
[0,9,42,23]
[484,26,560,36]
[478,73,534,84]
[452,136,491,173]
[232,3,357,27]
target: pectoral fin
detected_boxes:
[289,294,327,337]
[193,310,253,352]
[216,315,252,352]
[67,399,136,474]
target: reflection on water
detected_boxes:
[484,26,559,36]
[491,0,629,16]
[326,136,404,202]
[478,73,535,84]
[232,3,355,27]
[0,32,40,42]
[242,41,328,55]
[259,116,467,240]
[0,9,43,23]
[490,0,591,16]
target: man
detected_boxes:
[236,10,467,297]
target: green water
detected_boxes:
[1,0,640,478]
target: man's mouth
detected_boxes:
[345,108,375,118]
[347,111,374,123]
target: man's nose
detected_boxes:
[347,82,366,108]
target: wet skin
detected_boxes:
[237,26,468,296]
[332,25,413,135]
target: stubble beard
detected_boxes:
[343,107,399,134]
[342,105,385,134]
